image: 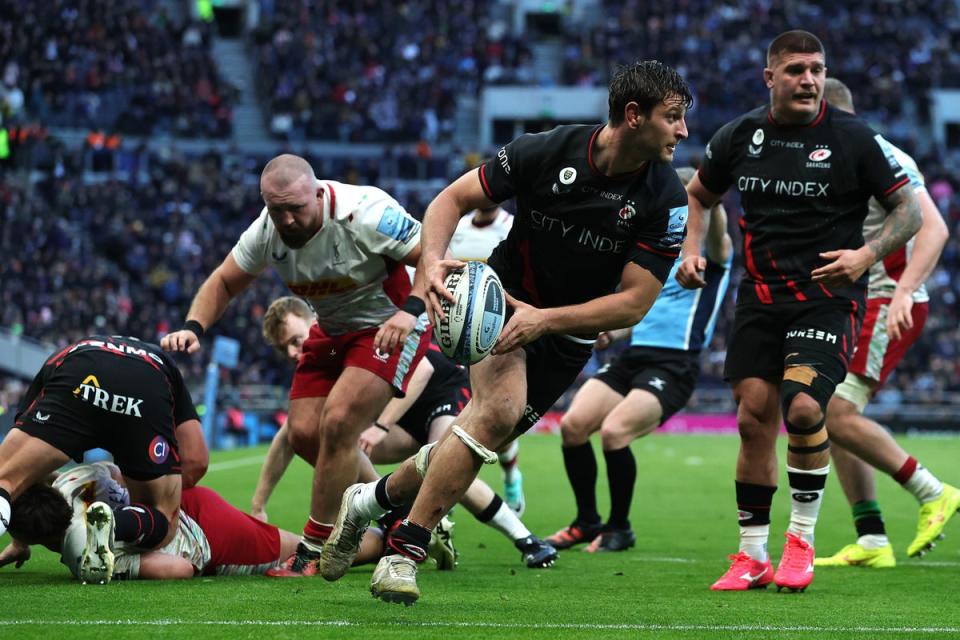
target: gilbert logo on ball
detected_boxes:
[436,262,506,365]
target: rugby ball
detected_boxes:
[436,262,506,365]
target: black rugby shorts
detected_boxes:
[16,350,182,480]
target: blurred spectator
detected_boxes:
[252,0,530,142]
[0,0,234,137]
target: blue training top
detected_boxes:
[630,254,732,352]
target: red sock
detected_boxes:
[303,517,332,543]
[893,457,918,485]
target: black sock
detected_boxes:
[852,500,886,537]
[386,519,432,563]
[114,504,169,549]
[377,503,411,532]
[735,482,777,526]
[604,446,636,530]
[475,494,504,523]
[562,442,601,525]
[375,474,399,510]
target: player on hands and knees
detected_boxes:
[811,79,954,569]
[548,166,732,552]
[677,31,922,592]
[449,203,524,514]
[0,335,209,584]
[162,155,432,577]
[320,60,693,604]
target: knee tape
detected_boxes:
[414,442,436,478]
[781,365,834,415]
[781,365,833,454]
[786,422,829,454]
[451,425,499,464]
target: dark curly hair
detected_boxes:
[8,484,73,545]
[608,60,693,125]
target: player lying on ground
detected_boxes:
[0,462,385,579]
[0,335,209,583]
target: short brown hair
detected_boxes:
[767,30,824,66]
[262,297,313,349]
[9,484,73,544]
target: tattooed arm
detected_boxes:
[811,186,922,288]
[866,186,924,262]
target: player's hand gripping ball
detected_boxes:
[435,262,506,365]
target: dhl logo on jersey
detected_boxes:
[288,277,359,298]
[73,374,144,417]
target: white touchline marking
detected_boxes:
[1,620,957,633]
[205,455,266,472]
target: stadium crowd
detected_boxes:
[251,0,533,141]
[2,0,960,420]
[2,141,959,415]
[0,0,233,137]
[563,0,960,150]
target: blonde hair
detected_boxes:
[262,297,313,349]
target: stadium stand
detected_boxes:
[0,0,234,137]
[1,0,959,437]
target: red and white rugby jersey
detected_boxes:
[55,463,210,578]
[233,181,421,336]
[864,141,929,303]
[449,208,513,262]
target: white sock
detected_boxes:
[499,441,519,482]
[857,534,889,549]
[355,481,388,520]
[0,492,10,537]
[786,464,830,545]
[486,501,531,541]
[903,464,944,504]
[301,534,324,553]
[739,525,769,562]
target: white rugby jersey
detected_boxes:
[864,140,929,303]
[55,463,210,579]
[233,180,422,335]
[449,208,513,262]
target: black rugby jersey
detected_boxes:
[478,124,687,309]
[16,335,198,426]
[698,100,910,306]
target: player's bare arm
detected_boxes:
[161,254,258,353]
[494,262,663,354]
[175,419,209,489]
[812,186,921,288]
[705,202,733,265]
[0,538,30,569]
[374,243,427,353]
[887,190,948,340]
[677,173,722,289]
[419,169,492,320]
[251,421,295,521]
[594,327,632,350]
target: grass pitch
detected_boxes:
[4,433,960,639]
